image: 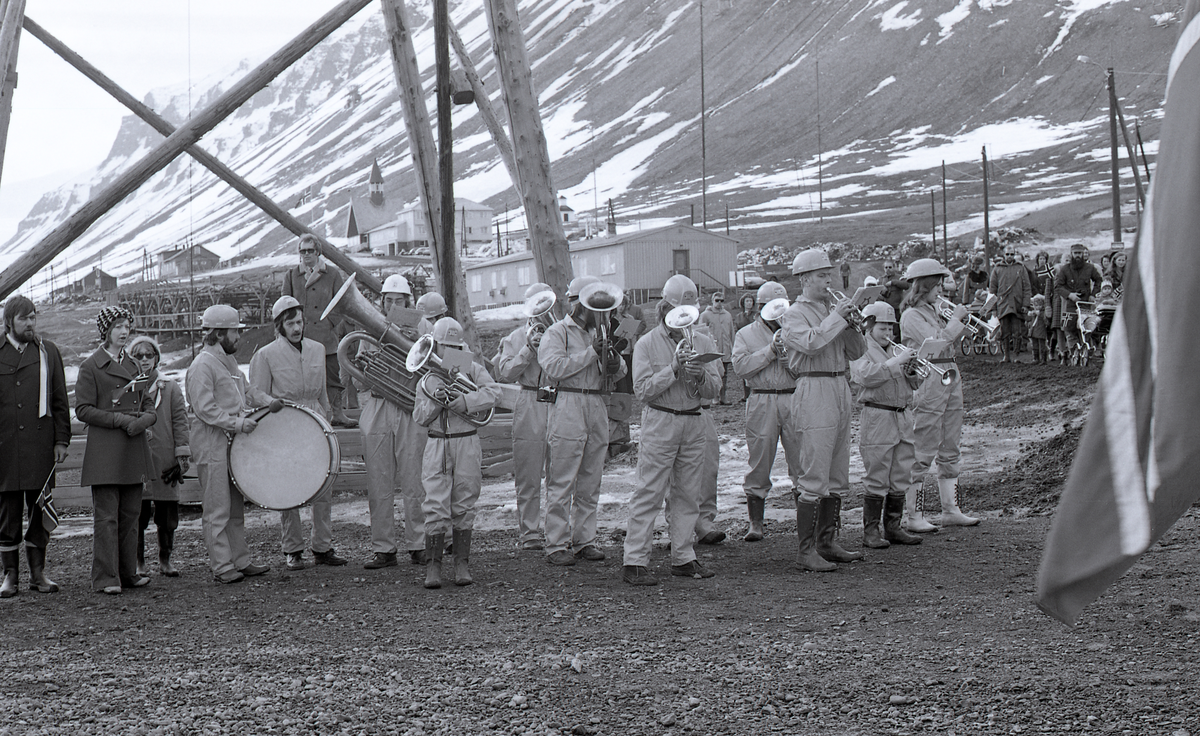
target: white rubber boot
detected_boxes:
[938,477,980,527]
[903,480,938,534]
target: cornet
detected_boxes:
[882,338,956,386]
[827,288,865,331]
[937,296,999,341]
[522,289,556,349]
[759,297,790,360]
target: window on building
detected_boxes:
[500,271,508,288]
[602,253,617,275]
[517,266,531,286]
[470,274,482,292]
[491,272,498,289]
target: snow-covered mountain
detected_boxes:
[0,0,1177,292]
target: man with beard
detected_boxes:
[250,296,347,570]
[0,295,70,596]
[989,245,1032,363]
[1053,243,1104,362]
[185,305,282,584]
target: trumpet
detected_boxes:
[522,289,557,349]
[937,296,1000,341]
[827,288,865,331]
[405,334,495,427]
[882,339,956,386]
[760,297,790,360]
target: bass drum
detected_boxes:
[228,403,340,510]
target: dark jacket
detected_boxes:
[74,348,155,487]
[1053,261,1104,314]
[143,376,190,502]
[0,338,70,492]
[281,262,345,354]
[989,262,1031,319]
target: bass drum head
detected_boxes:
[229,404,337,510]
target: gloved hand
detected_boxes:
[605,354,623,375]
[161,463,185,487]
[125,411,157,437]
[268,398,285,413]
[178,456,190,474]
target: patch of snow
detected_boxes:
[866,76,897,98]
[1042,0,1129,61]
[879,2,922,31]
[1036,75,1054,84]
[936,0,974,41]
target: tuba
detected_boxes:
[578,281,625,388]
[523,289,557,349]
[405,334,495,427]
[759,297,790,359]
[325,274,419,412]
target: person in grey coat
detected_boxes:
[75,307,157,594]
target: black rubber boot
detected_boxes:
[744,496,765,542]
[884,493,922,545]
[424,533,444,589]
[862,495,890,549]
[816,494,864,563]
[159,530,179,576]
[795,500,836,572]
[452,529,473,586]
[27,547,59,593]
[0,550,19,598]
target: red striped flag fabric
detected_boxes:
[1036,1,1200,625]
[36,467,59,534]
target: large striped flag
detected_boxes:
[1036,2,1200,625]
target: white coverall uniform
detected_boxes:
[780,296,866,502]
[537,315,627,556]
[732,318,800,500]
[623,325,721,567]
[495,326,550,546]
[900,302,966,480]
[413,361,500,535]
[185,344,273,577]
[849,340,922,497]
[249,335,334,556]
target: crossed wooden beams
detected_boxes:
[0,0,384,299]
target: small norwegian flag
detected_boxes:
[36,467,59,534]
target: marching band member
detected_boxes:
[622,275,722,586]
[416,291,447,337]
[185,305,282,585]
[731,281,798,542]
[899,258,979,530]
[413,318,500,588]
[495,283,555,551]
[281,233,355,428]
[0,295,70,596]
[75,306,157,594]
[538,276,626,566]
[780,249,866,572]
[127,336,190,578]
[849,303,923,548]
[249,296,348,570]
[357,275,428,569]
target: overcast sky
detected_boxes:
[0,1,372,237]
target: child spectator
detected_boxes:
[1027,294,1049,365]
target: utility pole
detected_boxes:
[435,0,456,314]
[816,60,823,223]
[931,190,937,253]
[982,146,991,262]
[699,0,707,228]
[1107,68,1121,247]
[941,160,948,263]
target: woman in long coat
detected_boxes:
[127,336,189,578]
[74,307,156,594]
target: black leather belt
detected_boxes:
[750,388,795,395]
[428,430,477,439]
[556,386,609,396]
[863,401,906,413]
[648,404,702,416]
[929,358,956,364]
[795,370,847,378]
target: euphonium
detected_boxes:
[664,304,700,362]
[523,289,557,348]
[578,281,625,388]
[405,334,495,427]
[325,274,419,412]
[759,297,790,359]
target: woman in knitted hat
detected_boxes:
[74,306,156,594]
[127,335,189,577]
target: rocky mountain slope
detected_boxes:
[0,0,1179,292]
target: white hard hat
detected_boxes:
[431,317,466,347]
[861,301,897,324]
[382,274,412,296]
[863,276,879,287]
[566,276,599,299]
[271,295,302,321]
[903,258,952,281]
[200,304,245,329]
[416,292,448,318]
[791,249,832,275]
[661,274,699,307]
[524,282,552,300]
[755,282,788,305]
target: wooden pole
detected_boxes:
[699,0,707,229]
[931,190,937,252]
[447,21,519,196]
[1135,120,1151,185]
[0,0,371,300]
[1109,75,1145,209]
[434,0,456,315]
[22,15,383,295]
[379,0,476,341]
[982,146,991,262]
[483,0,572,304]
[0,0,27,188]
[1107,68,1122,246]
[941,160,948,263]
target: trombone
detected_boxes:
[759,297,790,359]
[937,296,999,341]
[827,288,865,331]
[405,334,495,427]
[881,338,957,386]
